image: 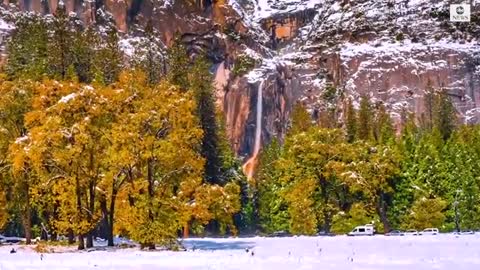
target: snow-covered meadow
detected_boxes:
[1,234,480,269]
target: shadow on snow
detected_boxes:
[182,239,255,251]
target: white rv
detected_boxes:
[348,224,375,236]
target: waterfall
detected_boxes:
[243,80,264,179]
[253,80,264,157]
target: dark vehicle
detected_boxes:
[270,231,290,237]
[0,235,25,244]
[454,230,475,235]
[385,230,404,236]
[317,231,335,237]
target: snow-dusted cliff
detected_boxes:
[0,0,479,162]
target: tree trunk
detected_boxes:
[86,180,95,248]
[22,209,32,244]
[78,234,85,250]
[183,223,189,238]
[86,234,93,248]
[107,190,117,247]
[68,229,74,244]
[86,151,96,249]
[377,192,390,233]
[319,178,331,233]
[51,232,58,242]
[22,181,32,244]
[145,160,155,250]
[75,175,85,250]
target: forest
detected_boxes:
[1,5,480,251]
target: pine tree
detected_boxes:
[94,26,123,84]
[72,26,99,83]
[167,37,191,90]
[421,81,435,131]
[319,85,340,128]
[6,14,49,80]
[49,5,75,79]
[434,89,457,141]
[131,20,167,85]
[189,56,225,185]
[288,102,312,135]
[357,95,374,141]
[345,97,357,143]
[373,102,395,144]
[255,138,289,233]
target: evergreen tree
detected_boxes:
[345,97,357,143]
[356,95,374,141]
[373,102,395,144]
[319,85,340,128]
[131,20,167,85]
[255,138,289,233]
[167,37,191,90]
[72,26,99,83]
[434,90,457,141]
[6,14,49,80]
[94,26,123,84]
[421,81,435,131]
[49,5,75,79]
[288,102,312,135]
[184,56,224,185]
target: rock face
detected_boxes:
[2,0,480,165]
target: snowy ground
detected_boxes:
[1,235,480,269]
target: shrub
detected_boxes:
[232,55,257,77]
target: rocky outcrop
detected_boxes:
[1,0,480,168]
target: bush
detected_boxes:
[395,32,404,42]
[232,55,257,77]
[331,203,376,234]
[33,242,54,253]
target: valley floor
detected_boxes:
[0,235,479,269]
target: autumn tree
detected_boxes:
[347,142,401,233]
[277,128,353,234]
[21,80,107,250]
[0,78,35,244]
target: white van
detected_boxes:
[420,228,439,235]
[348,225,375,236]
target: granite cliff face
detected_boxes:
[1,0,480,167]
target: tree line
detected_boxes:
[254,87,480,235]
[0,6,249,250]
[2,4,476,251]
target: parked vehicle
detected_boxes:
[404,230,419,236]
[420,228,439,235]
[385,230,404,236]
[0,235,25,244]
[270,231,290,237]
[454,230,475,235]
[348,225,375,236]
